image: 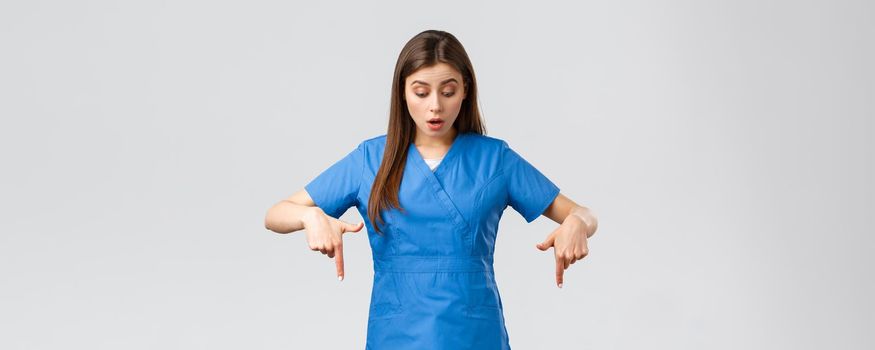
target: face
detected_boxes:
[404,62,466,139]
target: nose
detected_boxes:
[429,94,442,113]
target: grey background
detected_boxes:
[1,0,872,349]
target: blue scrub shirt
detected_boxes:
[305,132,560,350]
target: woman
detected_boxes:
[264,29,598,349]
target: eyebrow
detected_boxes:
[410,78,459,86]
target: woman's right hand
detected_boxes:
[300,207,364,281]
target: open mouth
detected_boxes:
[427,118,445,129]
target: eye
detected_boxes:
[442,91,455,97]
[415,92,427,98]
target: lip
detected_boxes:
[426,118,445,130]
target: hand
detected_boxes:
[301,207,364,281]
[536,214,591,288]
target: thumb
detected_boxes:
[536,234,555,251]
[343,221,365,234]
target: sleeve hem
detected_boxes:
[304,182,342,218]
[303,183,324,214]
[524,185,561,223]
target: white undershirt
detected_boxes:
[423,157,444,171]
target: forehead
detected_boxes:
[406,62,462,85]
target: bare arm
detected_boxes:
[264,189,322,234]
[264,188,364,280]
[541,193,598,238]
[535,192,598,288]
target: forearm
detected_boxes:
[264,200,321,234]
[567,205,598,238]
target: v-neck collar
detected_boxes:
[409,131,466,176]
[405,131,470,232]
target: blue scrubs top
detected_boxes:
[305,131,560,350]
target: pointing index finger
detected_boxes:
[336,243,344,281]
[555,252,564,288]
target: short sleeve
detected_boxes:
[304,142,364,219]
[502,141,561,223]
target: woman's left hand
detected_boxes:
[536,213,593,288]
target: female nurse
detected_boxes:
[264,29,599,349]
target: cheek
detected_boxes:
[408,98,424,109]
[449,97,465,111]
[405,99,426,118]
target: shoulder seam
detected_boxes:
[362,134,386,144]
[499,140,517,172]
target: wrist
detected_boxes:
[301,206,325,227]
[567,207,597,238]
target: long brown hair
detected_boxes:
[367,29,485,234]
